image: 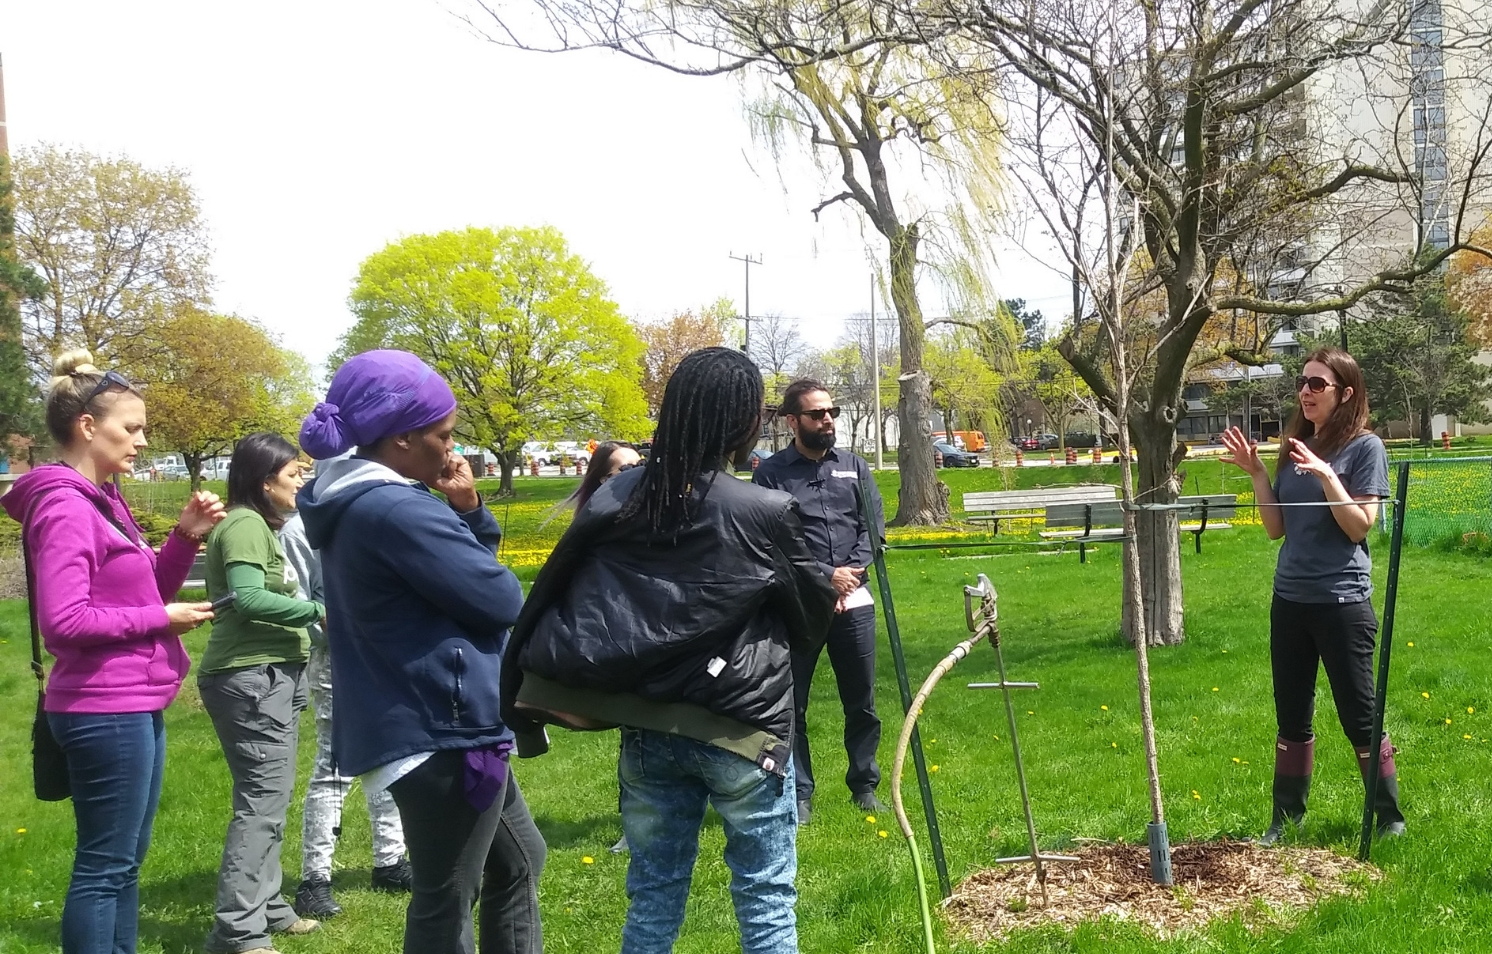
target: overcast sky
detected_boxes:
[2,0,1070,372]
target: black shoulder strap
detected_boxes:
[20,487,62,688]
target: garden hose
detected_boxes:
[890,609,992,954]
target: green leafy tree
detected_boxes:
[12,145,211,376]
[0,155,47,456]
[339,226,650,494]
[925,328,1004,438]
[1307,278,1492,443]
[134,309,314,491]
[1003,298,1047,352]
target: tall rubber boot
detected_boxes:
[1261,736,1313,846]
[1357,734,1406,837]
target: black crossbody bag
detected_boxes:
[23,487,69,801]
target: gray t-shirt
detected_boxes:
[1273,433,1389,604]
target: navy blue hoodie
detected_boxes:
[297,458,523,777]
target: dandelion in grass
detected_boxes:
[930,765,941,773]
[15,828,25,834]
[878,830,889,838]
[1111,742,1117,748]
[866,815,876,824]
[1212,687,1219,692]
[1232,757,1241,764]
[1027,710,1034,715]
[1423,692,1431,699]
[1446,718,1453,725]
[582,856,594,865]
[1100,705,1109,711]
[1192,790,1201,800]
[1408,642,1415,647]
[1469,707,1476,714]
[1465,735,1473,740]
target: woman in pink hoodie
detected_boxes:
[2,351,224,954]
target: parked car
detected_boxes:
[1063,431,1100,449]
[1013,433,1061,451]
[933,441,980,467]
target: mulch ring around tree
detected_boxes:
[945,840,1378,941]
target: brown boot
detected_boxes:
[1261,736,1313,846]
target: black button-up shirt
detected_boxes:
[752,444,886,582]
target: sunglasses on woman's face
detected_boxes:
[1295,375,1339,394]
[795,406,841,421]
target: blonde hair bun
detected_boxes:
[53,349,98,377]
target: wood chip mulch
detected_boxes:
[944,840,1378,941]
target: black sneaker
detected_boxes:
[852,791,888,814]
[294,878,342,919]
[371,859,413,893]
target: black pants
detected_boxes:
[792,604,881,802]
[388,751,546,954]
[1271,595,1378,747]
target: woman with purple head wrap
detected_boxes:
[296,351,545,954]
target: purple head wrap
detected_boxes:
[299,350,458,459]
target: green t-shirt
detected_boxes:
[200,507,313,673]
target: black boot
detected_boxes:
[1357,734,1406,837]
[1261,736,1313,846]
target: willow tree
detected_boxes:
[472,0,1002,524]
[925,0,1492,643]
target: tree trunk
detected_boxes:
[185,451,204,493]
[888,222,948,526]
[497,448,517,496]
[1122,411,1186,646]
[1419,403,1432,446]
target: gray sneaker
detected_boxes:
[797,799,812,826]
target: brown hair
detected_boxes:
[1278,346,1372,462]
[44,349,139,446]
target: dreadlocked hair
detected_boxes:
[621,347,764,535]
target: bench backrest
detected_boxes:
[963,485,1117,513]
[1045,493,1238,529]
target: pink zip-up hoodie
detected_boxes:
[2,464,197,713]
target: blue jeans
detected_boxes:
[47,710,167,954]
[618,729,798,954]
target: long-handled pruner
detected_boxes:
[964,574,1077,904]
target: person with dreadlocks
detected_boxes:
[505,347,836,954]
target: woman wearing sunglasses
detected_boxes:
[1,350,223,954]
[1220,347,1405,845]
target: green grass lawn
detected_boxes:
[5,468,1492,951]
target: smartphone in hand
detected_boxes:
[210,592,238,613]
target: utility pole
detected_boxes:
[870,273,883,470]
[728,252,762,354]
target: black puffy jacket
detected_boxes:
[503,465,836,774]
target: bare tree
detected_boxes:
[926,0,1492,644]
[748,313,809,398]
[467,0,1002,524]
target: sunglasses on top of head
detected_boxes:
[793,406,841,421]
[82,370,139,407]
[1295,375,1340,394]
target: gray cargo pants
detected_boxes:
[199,662,308,954]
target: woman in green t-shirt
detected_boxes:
[198,433,325,954]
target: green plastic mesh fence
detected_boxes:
[1395,455,1492,547]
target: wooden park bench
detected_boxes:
[1041,494,1238,563]
[184,549,208,590]
[962,485,1118,534]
